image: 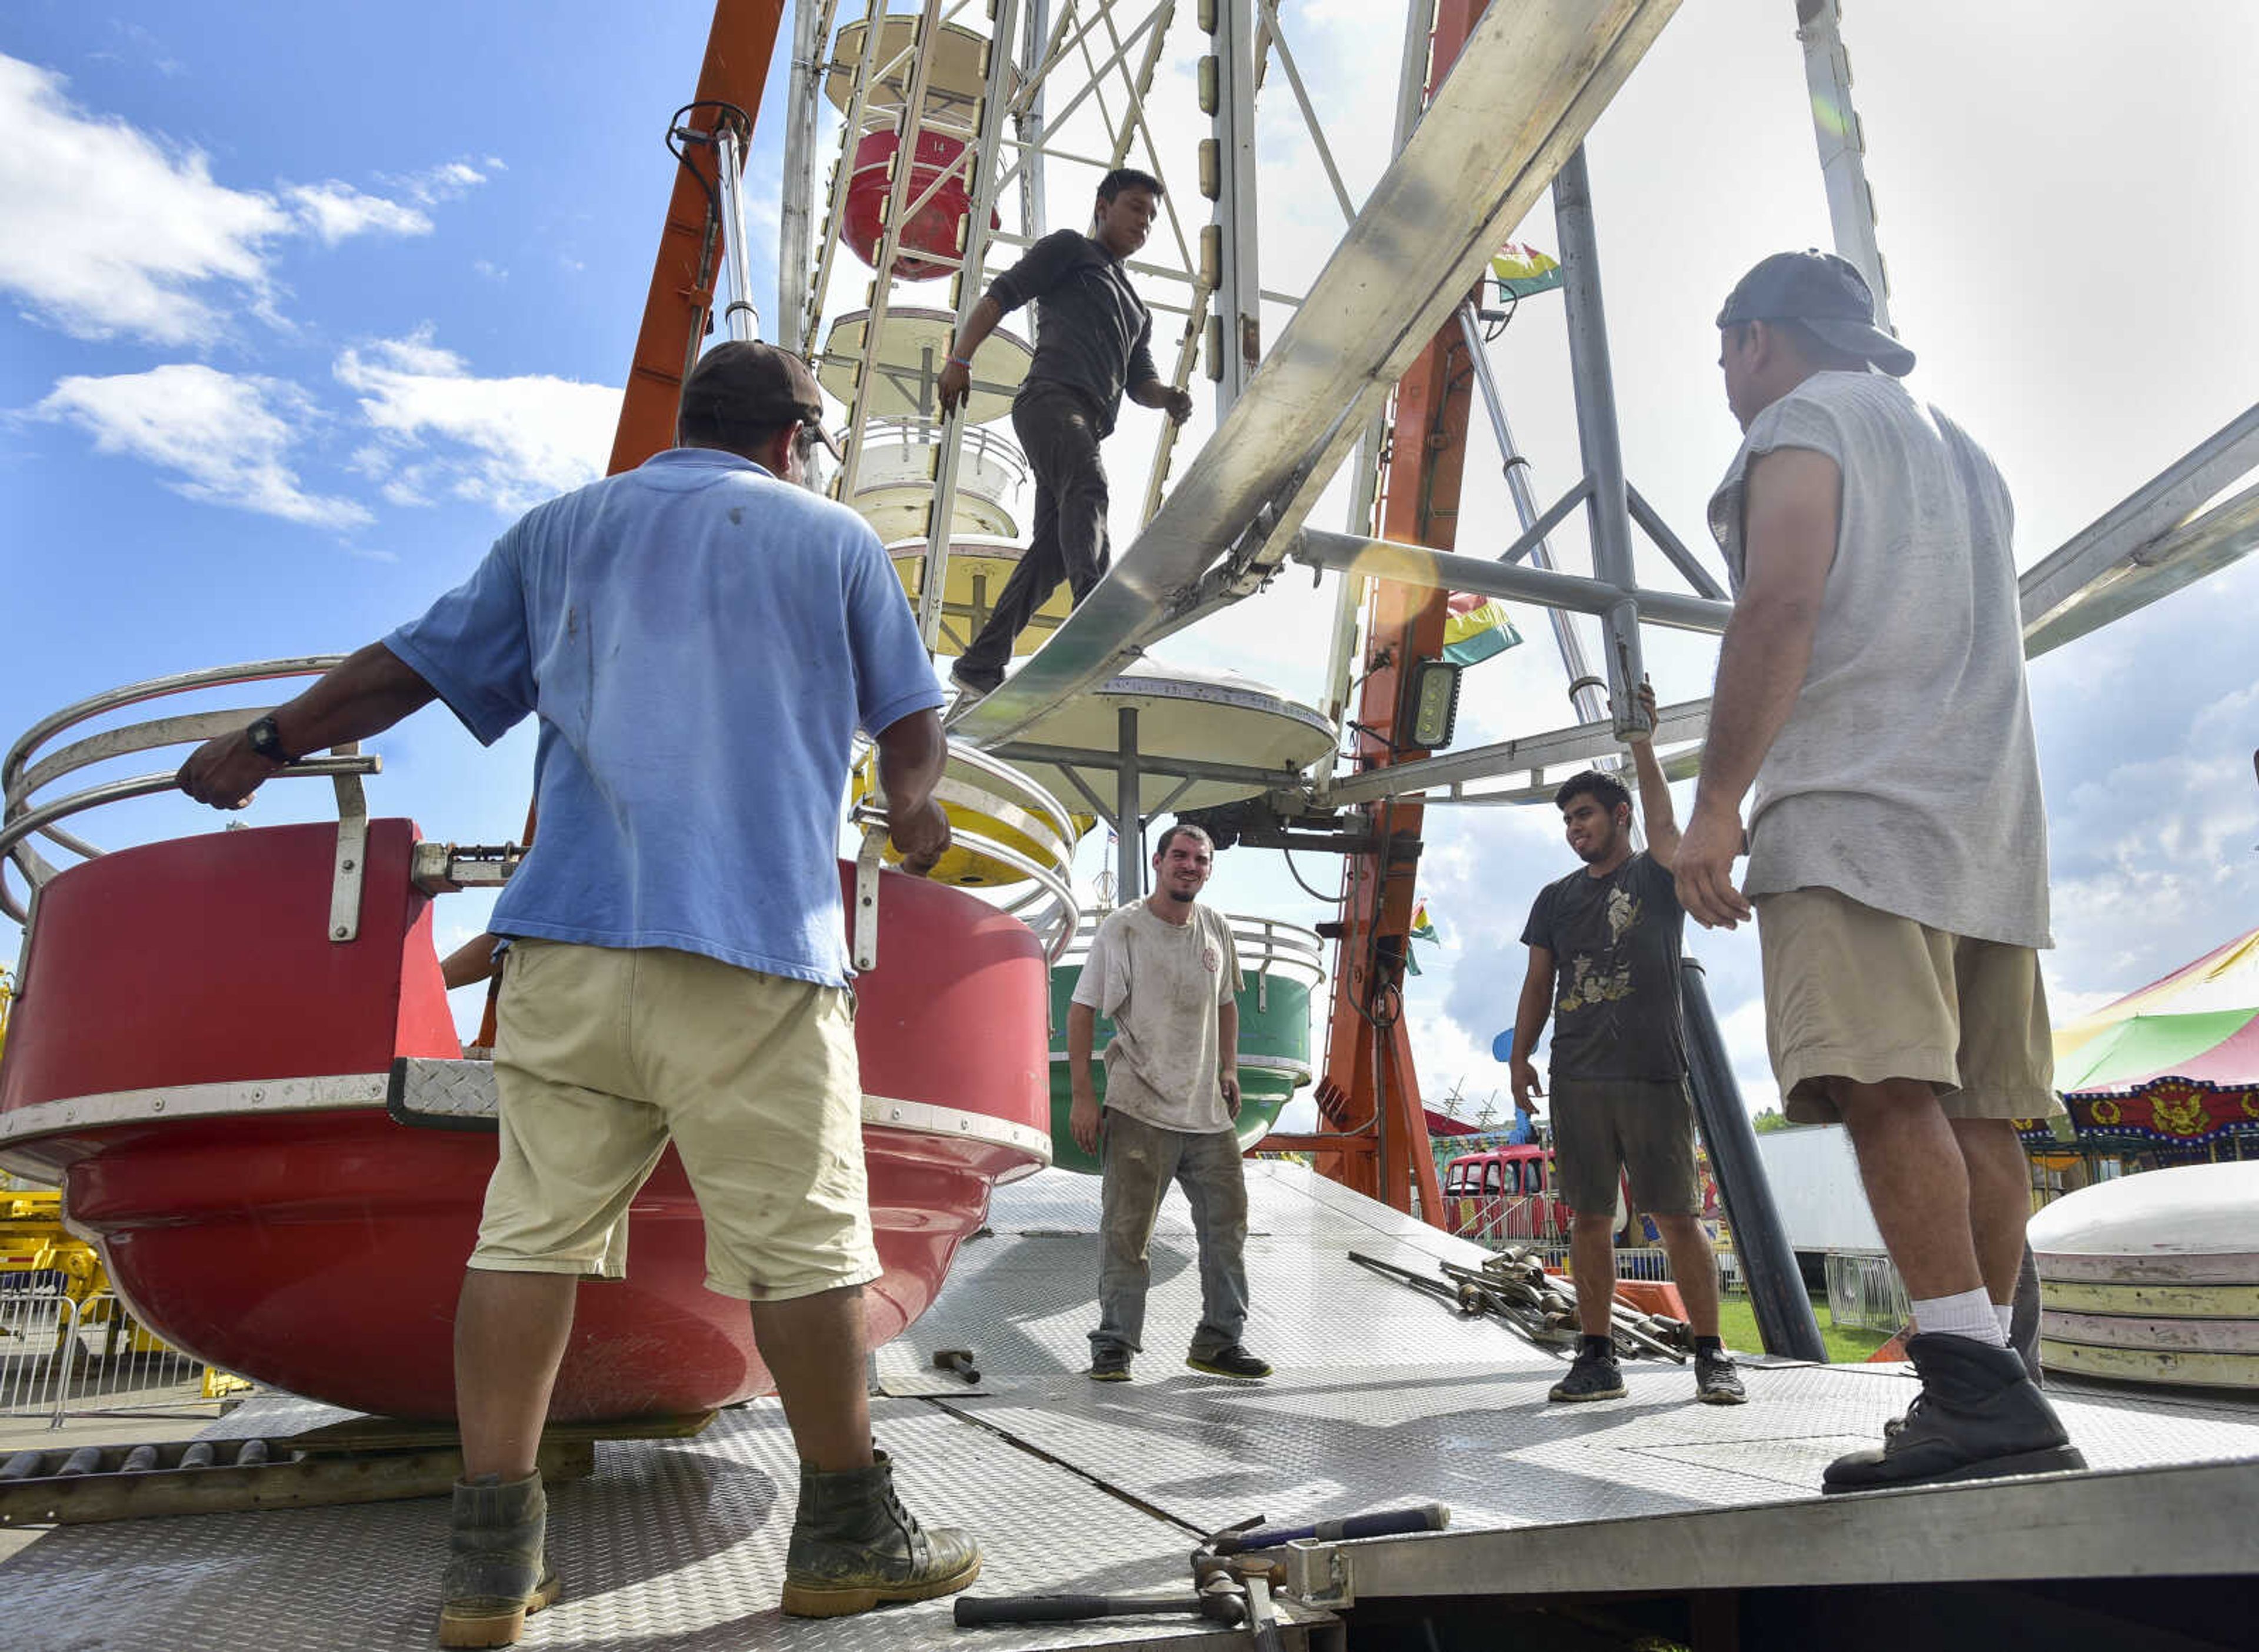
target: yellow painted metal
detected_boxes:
[891,537,1071,659]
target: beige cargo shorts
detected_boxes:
[469,938,883,1301]
[1754,887,2063,1125]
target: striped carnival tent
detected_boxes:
[2041,925,2259,1149]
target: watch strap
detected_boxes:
[245,714,295,764]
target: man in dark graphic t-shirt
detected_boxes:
[1511,684,1745,1408]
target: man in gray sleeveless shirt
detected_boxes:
[1675,252,2084,1494]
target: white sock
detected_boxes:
[1910,1287,2008,1347]
[1994,1303,2014,1338]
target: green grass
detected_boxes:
[1714,1291,1893,1363]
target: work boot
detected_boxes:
[1088,1347,1132,1382]
[780,1450,982,1618]
[1185,1343,1272,1381]
[437,1472,561,1648]
[1692,1341,1747,1405]
[1548,1335,1626,1403]
[1823,1333,2085,1496]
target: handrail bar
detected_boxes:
[0,759,381,925]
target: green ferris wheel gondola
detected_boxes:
[1046,912,1324,1174]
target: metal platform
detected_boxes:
[4,1164,2255,1650]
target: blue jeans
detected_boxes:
[1091,1110,1250,1360]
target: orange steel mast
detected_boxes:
[608,0,790,475]
[1297,0,1491,1224]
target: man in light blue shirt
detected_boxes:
[180,342,975,1638]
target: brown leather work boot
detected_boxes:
[779,1450,982,1617]
[437,1472,561,1647]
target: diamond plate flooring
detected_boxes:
[1,1397,1322,1652]
[6,1163,2254,1648]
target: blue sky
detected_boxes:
[4,3,2256,1128]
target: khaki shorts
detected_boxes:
[471,938,882,1302]
[1755,887,2061,1125]
[1550,1076,1702,1218]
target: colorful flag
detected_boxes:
[1490,240,1563,299]
[1410,900,1437,942]
[1442,593,1523,666]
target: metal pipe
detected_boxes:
[1551,146,1644,741]
[918,0,1024,649]
[1455,301,1609,729]
[1018,0,1049,237]
[833,0,945,507]
[1795,0,1891,331]
[1115,707,1142,903]
[991,741,1295,788]
[1294,529,1732,634]
[1209,0,1262,414]
[1680,956,1827,1362]
[714,124,761,341]
[775,0,830,354]
[1320,0,1435,745]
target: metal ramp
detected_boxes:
[5,1163,2254,1651]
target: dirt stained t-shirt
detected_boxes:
[1071,901,1242,1134]
[1519,850,1685,1082]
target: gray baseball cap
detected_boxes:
[1717,250,1914,377]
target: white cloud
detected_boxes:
[35,364,371,529]
[0,54,486,343]
[286,181,432,245]
[0,52,288,344]
[336,332,621,514]
[384,159,494,206]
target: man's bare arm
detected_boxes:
[1129,378,1194,424]
[1677,447,1839,927]
[1510,944,1554,1112]
[177,642,438,809]
[935,297,1005,416]
[1627,680,1678,869]
[874,708,951,876]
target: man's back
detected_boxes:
[387,448,939,985]
[1707,370,2048,947]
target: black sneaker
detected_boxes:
[1823,1333,2085,1495]
[1694,1344,1747,1405]
[1185,1344,1272,1380]
[1548,1336,1625,1403]
[948,664,1002,698]
[1087,1348,1132,1383]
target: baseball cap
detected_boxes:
[1715,250,1915,377]
[679,340,845,459]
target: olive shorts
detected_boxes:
[470,938,883,1302]
[1550,1075,1702,1218]
[1755,887,2061,1124]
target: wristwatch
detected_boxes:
[245,714,295,765]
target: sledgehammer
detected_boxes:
[932,1348,981,1384]
[1205,1502,1449,1554]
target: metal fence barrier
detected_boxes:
[1825,1248,1911,1333]
[1,1278,79,1426]
[1,1283,229,1427]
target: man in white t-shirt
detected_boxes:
[1067,824,1270,1383]
[1678,250,2081,1495]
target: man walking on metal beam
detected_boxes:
[1675,251,2084,1493]
[178,344,982,1638]
[1511,684,1746,1408]
[937,168,1194,698]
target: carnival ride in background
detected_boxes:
[4,0,2257,1424]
